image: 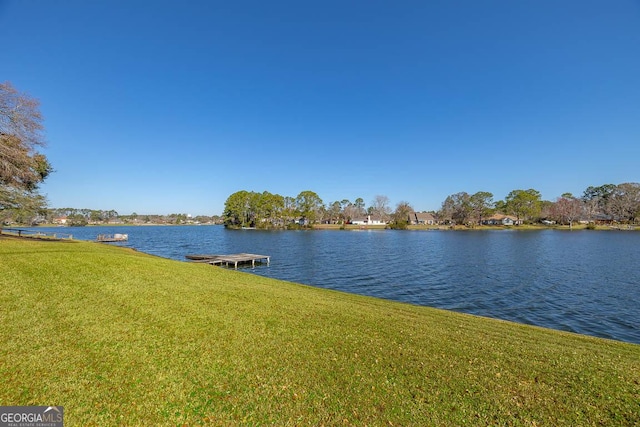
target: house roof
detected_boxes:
[414,212,435,221]
[485,214,518,221]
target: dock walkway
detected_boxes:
[185,253,270,269]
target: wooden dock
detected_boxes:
[185,253,270,269]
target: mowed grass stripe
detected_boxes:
[1,237,638,426]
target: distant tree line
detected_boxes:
[1,207,222,226]
[223,182,640,229]
[223,190,395,229]
[439,183,640,228]
[4,183,636,229]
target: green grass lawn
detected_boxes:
[1,237,638,426]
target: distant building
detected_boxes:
[482,214,522,226]
[351,215,386,226]
[53,216,68,225]
[411,212,436,225]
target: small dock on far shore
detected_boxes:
[186,253,270,269]
[97,233,128,242]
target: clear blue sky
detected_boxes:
[2,1,639,215]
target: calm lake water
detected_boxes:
[26,225,640,344]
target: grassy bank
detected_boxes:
[1,238,638,426]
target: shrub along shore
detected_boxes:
[1,237,638,426]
